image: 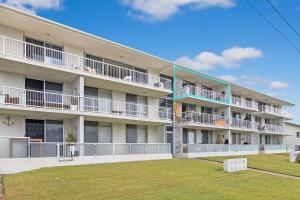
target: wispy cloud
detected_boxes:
[269,81,289,89]
[1,0,61,14]
[121,0,235,21]
[175,46,263,71]
[219,74,289,97]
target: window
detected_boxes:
[183,128,196,144]
[182,103,196,112]
[25,78,63,107]
[201,106,213,115]
[265,135,271,145]
[232,133,241,144]
[98,122,112,143]
[201,130,211,144]
[84,121,98,143]
[126,125,148,143]
[84,86,98,112]
[85,54,103,74]
[25,119,63,142]
[25,119,44,141]
[84,121,112,143]
[25,37,63,65]
[126,94,148,117]
[297,132,300,138]
[182,80,196,95]
[45,120,63,142]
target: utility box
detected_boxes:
[224,158,247,172]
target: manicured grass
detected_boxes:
[205,153,300,177]
[4,159,300,200]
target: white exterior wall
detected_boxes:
[284,123,300,146]
[0,114,24,137]
[0,71,24,88]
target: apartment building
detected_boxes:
[284,122,300,151]
[0,5,295,173]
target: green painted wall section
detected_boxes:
[173,64,231,105]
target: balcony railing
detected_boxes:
[182,85,227,104]
[231,96,258,110]
[0,85,172,121]
[260,124,285,134]
[183,144,259,153]
[182,112,258,130]
[0,137,171,159]
[261,144,291,152]
[259,105,293,118]
[230,118,259,130]
[0,35,172,91]
[182,112,229,127]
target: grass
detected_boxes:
[204,153,300,177]
[4,158,300,200]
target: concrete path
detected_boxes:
[199,158,300,180]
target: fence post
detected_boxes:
[113,143,115,155]
[94,144,96,157]
[129,144,132,155]
[27,141,31,158]
[56,143,60,158]
[157,144,160,154]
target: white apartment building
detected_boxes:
[284,122,300,151]
[0,5,295,173]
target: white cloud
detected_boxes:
[219,75,237,82]
[1,0,61,14]
[121,0,235,21]
[269,81,289,89]
[219,74,289,93]
[175,46,263,71]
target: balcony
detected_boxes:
[259,124,285,134]
[182,112,229,129]
[182,112,259,131]
[258,105,293,119]
[231,96,258,111]
[230,118,259,131]
[0,85,172,123]
[178,85,228,106]
[0,35,172,96]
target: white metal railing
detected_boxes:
[183,144,259,153]
[182,85,227,103]
[261,124,285,134]
[0,85,172,121]
[182,112,259,130]
[0,138,171,159]
[0,35,172,91]
[262,144,291,152]
[231,96,258,110]
[259,105,293,118]
[182,112,229,127]
[230,118,259,130]
[28,142,172,158]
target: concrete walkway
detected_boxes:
[199,158,300,180]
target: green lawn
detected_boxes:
[4,158,300,200]
[204,153,300,177]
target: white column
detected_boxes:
[228,130,231,152]
[75,115,84,156]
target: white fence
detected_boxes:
[259,105,292,119]
[231,96,258,110]
[262,144,291,152]
[183,144,259,153]
[0,137,171,159]
[182,112,229,127]
[182,85,227,103]
[0,85,172,120]
[0,35,172,91]
[262,124,285,134]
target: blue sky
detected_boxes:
[1,0,299,123]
